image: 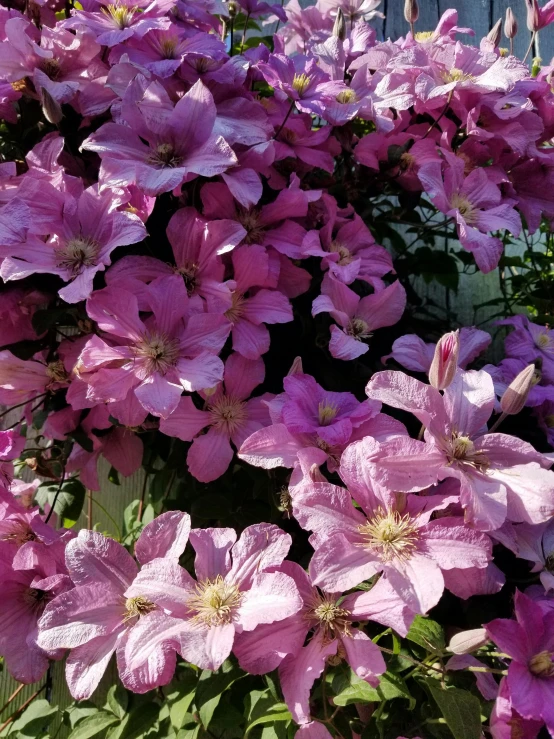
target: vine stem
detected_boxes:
[0,686,45,734]
[273,100,295,139]
[523,31,536,63]
[44,459,66,525]
[0,393,47,422]
[0,684,25,717]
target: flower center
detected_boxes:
[209,395,248,434]
[447,433,490,471]
[55,236,100,275]
[347,317,371,340]
[175,263,199,295]
[358,508,419,561]
[103,4,136,28]
[308,592,351,641]
[528,650,554,677]
[40,58,61,80]
[147,143,182,168]
[225,292,246,323]
[124,596,155,621]
[329,241,352,265]
[23,587,50,614]
[336,90,357,104]
[442,67,475,84]
[159,36,179,59]
[414,30,433,41]
[135,331,180,375]
[278,128,297,144]
[318,400,338,425]
[237,209,265,245]
[449,194,478,224]
[2,519,36,546]
[292,73,312,96]
[189,575,242,626]
[46,359,68,383]
[535,333,554,353]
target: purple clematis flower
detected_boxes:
[83,77,237,196]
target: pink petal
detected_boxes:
[189,527,237,581]
[237,571,302,631]
[135,510,192,565]
[187,428,234,482]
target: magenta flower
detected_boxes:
[498,315,554,384]
[486,590,554,733]
[418,152,521,273]
[312,275,406,360]
[514,519,554,592]
[274,114,339,175]
[78,276,231,418]
[37,513,191,698]
[0,287,48,348]
[383,327,491,375]
[83,78,236,196]
[123,524,302,673]
[160,353,272,482]
[224,245,293,359]
[293,477,491,613]
[366,368,554,531]
[239,372,401,481]
[236,0,287,21]
[63,0,173,47]
[490,677,543,739]
[0,350,69,406]
[0,186,146,303]
[106,206,246,311]
[0,18,101,105]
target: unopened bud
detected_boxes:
[447,628,489,655]
[504,7,518,39]
[227,0,237,18]
[500,363,538,415]
[333,8,346,40]
[526,0,540,32]
[486,18,502,47]
[531,56,542,77]
[429,330,460,390]
[287,356,303,376]
[404,0,419,24]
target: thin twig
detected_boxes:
[239,12,250,55]
[137,473,150,523]
[0,684,25,717]
[0,685,46,734]
[44,459,67,525]
[273,100,295,139]
[0,393,47,422]
[523,32,536,63]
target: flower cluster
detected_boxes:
[1,0,554,735]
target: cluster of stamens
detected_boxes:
[528,650,554,678]
[336,90,357,104]
[209,395,248,434]
[40,58,61,80]
[225,292,246,323]
[46,359,69,384]
[442,67,475,84]
[346,317,371,340]
[358,508,419,561]
[2,520,36,546]
[55,236,100,275]
[188,575,242,627]
[103,4,137,29]
[147,143,183,168]
[446,432,489,471]
[318,400,339,426]
[175,262,199,294]
[123,596,155,621]
[135,331,180,374]
[237,208,265,245]
[535,332,554,354]
[291,73,312,96]
[307,592,352,642]
[449,193,478,224]
[328,241,353,265]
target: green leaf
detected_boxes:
[106,685,128,721]
[111,703,159,739]
[244,705,291,736]
[37,478,86,522]
[168,671,198,731]
[67,711,120,739]
[333,671,413,707]
[196,662,242,729]
[10,699,58,737]
[427,681,482,739]
[406,615,445,654]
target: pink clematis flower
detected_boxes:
[490,677,543,739]
[365,368,554,531]
[0,287,48,347]
[77,276,231,419]
[292,477,492,613]
[418,152,521,273]
[0,185,147,303]
[37,512,192,698]
[123,524,302,673]
[160,353,272,483]
[312,275,406,361]
[486,590,554,734]
[105,206,245,312]
[83,78,236,196]
[0,350,69,406]
[514,519,554,592]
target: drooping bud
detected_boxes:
[504,7,518,39]
[500,363,539,415]
[447,628,489,655]
[486,17,502,47]
[429,330,460,391]
[404,0,419,25]
[333,8,346,40]
[41,88,63,125]
[525,0,540,32]
[287,356,303,375]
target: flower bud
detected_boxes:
[447,628,489,655]
[287,356,303,375]
[404,0,419,25]
[429,330,460,390]
[526,0,540,32]
[504,7,518,39]
[333,8,346,40]
[531,56,542,77]
[500,363,539,415]
[41,87,63,125]
[486,18,502,48]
